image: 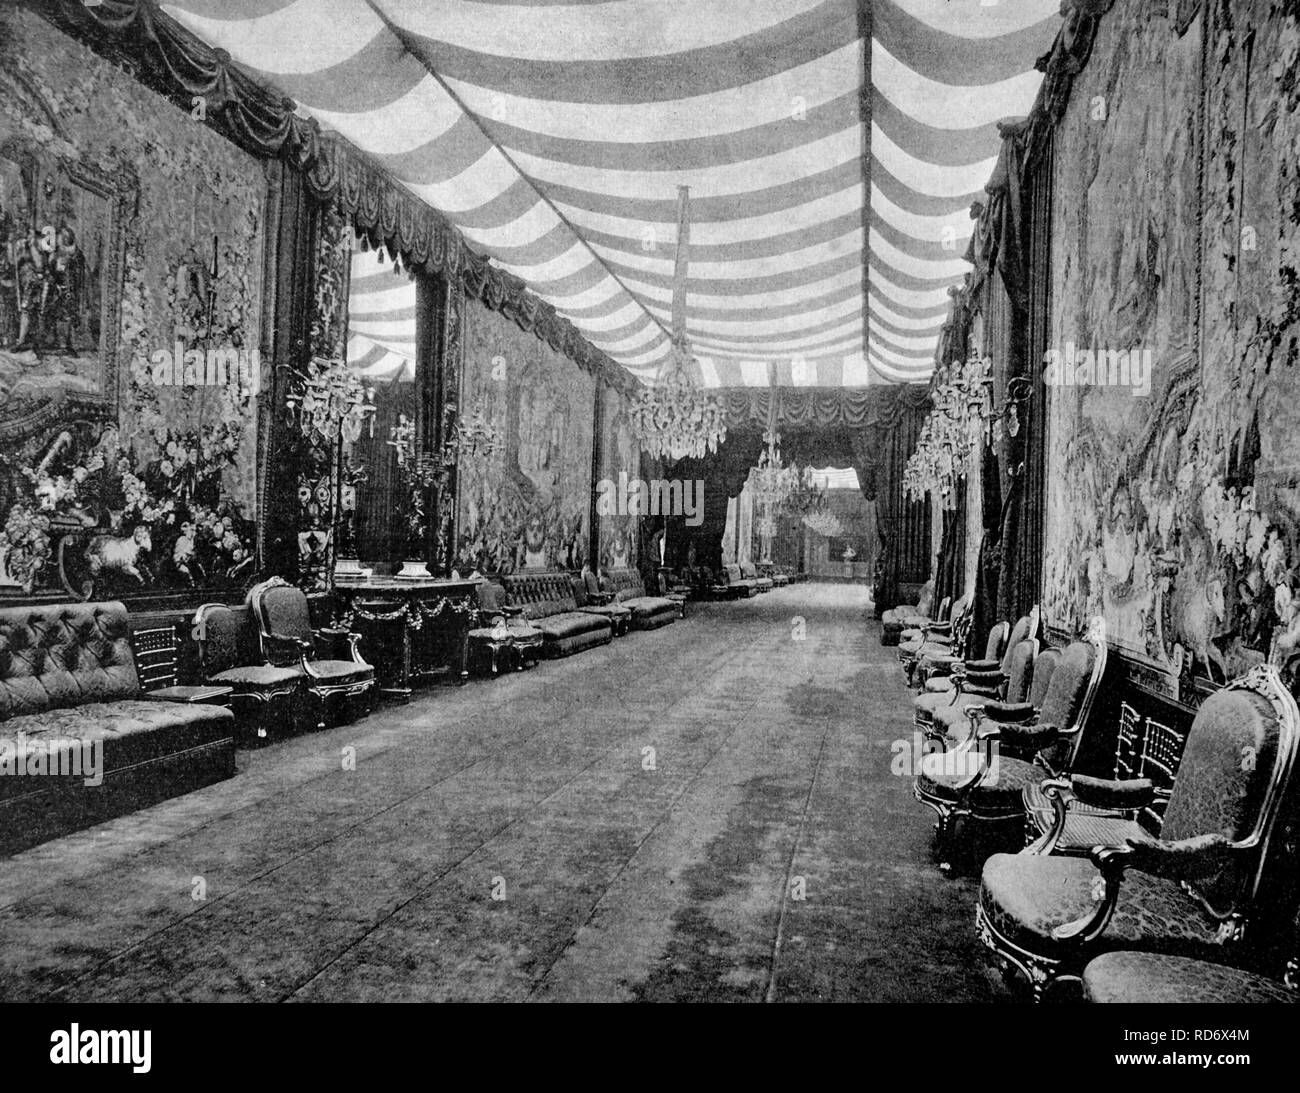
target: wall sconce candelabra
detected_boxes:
[284,357,376,446]
[444,401,501,463]
[903,353,1034,508]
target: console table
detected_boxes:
[332,577,479,701]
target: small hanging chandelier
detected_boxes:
[628,185,727,462]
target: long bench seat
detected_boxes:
[600,567,680,630]
[501,571,613,657]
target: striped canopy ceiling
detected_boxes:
[166,0,1061,387]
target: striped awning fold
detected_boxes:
[164,0,1060,387]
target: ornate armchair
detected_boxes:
[912,618,1107,874]
[976,665,1300,1000]
[880,579,936,645]
[913,611,1037,735]
[899,595,967,686]
[193,602,301,743]
[915,621,1039,744]
[916,618,1009,693]
[247,577,375,729]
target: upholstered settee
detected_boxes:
[714,563,760,598]
[0,601,236,857]
[599,567,680,630]
[501,571,613,657]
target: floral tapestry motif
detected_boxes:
[0,9,264,598]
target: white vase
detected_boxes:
[397,559,433,579]
[334,556,366,579]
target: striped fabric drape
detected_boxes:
[151,0,1060,389]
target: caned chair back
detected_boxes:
[132,623,179,691]
[1114,701,1143,781]
[1158,666,1299,918]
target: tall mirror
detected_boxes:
[338,238,443,577]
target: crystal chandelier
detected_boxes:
[627,185,727,462]
[749,428,801,510]
[802,511,845,539]
[628,357,728,462]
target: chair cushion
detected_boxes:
[980,853,1223,960]
[209,665,301,687]
[914,690,962,716]
[1083,951,1297,1004]
[916,752,1047,813]
[932,697,989,743]
[307,659,374,682]
[619,596,677,618]
[533,612,610,641]
[0,700,233,799]
[581,604,633,621]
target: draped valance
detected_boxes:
[715,385,930,432]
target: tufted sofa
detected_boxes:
[599,567,680,630]
[0,601,236,856]
[501,571,613,657]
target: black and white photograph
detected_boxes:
[0,0,1298,1060]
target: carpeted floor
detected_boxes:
[0,583,1003,1002]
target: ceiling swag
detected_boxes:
[39,0,323,170]
[36,0,640,401]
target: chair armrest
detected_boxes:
[1029,775,1155,856]
[978,701,1038,723]
[264,631,312,653]
[262,631,312,675]
[976,720,1061,756]
[1121,832,1238,882]
[586,591,615,605]
[962,657,1001,673]
[1070,774,1156,812]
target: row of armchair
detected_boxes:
[893,602,1300,1002]
[194,577,377,743]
